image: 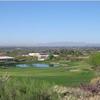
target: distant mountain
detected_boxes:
[0,42,100,47]
[35,42,100,47]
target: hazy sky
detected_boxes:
[0,1,100,46]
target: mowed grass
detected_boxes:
[0,64,95,86]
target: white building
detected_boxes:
[29,53,40,57]
[28,53,59,61]
[0,56,14,62]
[38,53,49,61]
[28,53,49,61]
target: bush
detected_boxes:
[0,74,58,100]
[90,77,100,86]
[89,52,100,70]
[80,77,100,96]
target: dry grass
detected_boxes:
[53,85,100,100]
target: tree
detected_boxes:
[89,52,100,69]
[15,56,37,62]
[48,54,54,60]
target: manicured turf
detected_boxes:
[0,65,95,86]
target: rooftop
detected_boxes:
[0,56,14,60]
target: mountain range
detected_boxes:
[34,42,100,47]
[0,42,100,47]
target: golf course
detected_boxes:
[0,61,95,86]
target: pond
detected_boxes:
[16,63,59,68]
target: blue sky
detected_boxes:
[0,1,100,46]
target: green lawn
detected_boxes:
[0,62,95,86]
[0,61,97,100]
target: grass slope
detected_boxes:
[0,66,94,86]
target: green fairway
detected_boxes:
[0,62,95,86]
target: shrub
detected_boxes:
[80,77,100,96]
[0,74,58,100]
[89,52,100,70]
[90,77,100,85]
